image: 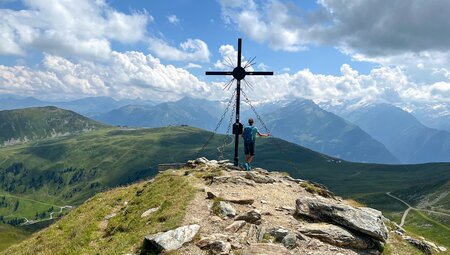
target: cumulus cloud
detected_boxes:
[0,0,149,58]
[219,0,450,56]
[148,38,210,62]
[0,52,221,101]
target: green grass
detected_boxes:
[2,170,198,255]
[0,224,29,251]
[0,106,107,145]
[404,210,450,249]
[0,193,63,221]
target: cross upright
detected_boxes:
[206,38,273,167]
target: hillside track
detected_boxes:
[386,192,450,227]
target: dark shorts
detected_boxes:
[244,142,255,156]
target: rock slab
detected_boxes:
[299,223,382,250]
[296,197,388,241]
[144,224,200,252]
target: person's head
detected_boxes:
[248,118,254,126]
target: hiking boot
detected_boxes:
[244,163,250,171]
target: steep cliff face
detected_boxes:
[3,158,445,255]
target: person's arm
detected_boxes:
[257,131,270,137]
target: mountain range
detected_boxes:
[2,94,450,164]
[93,97,399,163]
[0,95,154,116]
[325,103,450,164]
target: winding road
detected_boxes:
[21,205,73,226]
[386,192,450,227]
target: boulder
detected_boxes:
[196,234,231,255]
[245,171,275,184]
[225,220,246,232]
[235,209,262,224]
[295,197,388,241]
[143,224,200,252]
[282,232,297,249]
[141,206,160,218]
[299,223,383,250]
[218,201,236,217]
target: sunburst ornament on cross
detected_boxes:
[206,38,273,167]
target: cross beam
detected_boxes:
[206,38,273,167]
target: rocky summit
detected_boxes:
[142,157,395,255]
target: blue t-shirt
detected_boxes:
[243,125,259,143]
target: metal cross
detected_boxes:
[206,38,273,166]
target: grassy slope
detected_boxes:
[2,170,198,255]
[0,106,107,145]
[0,224,29,251]
[1,166,433,255]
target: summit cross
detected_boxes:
[206,38,273,167]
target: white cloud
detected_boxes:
[148,38,210,62]
[167,15,180,25]
[0,0,149,58]
[0,52,222,101]
[2,52,450,104]
[185,63,202,69]
[219,0,450,56]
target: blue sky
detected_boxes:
[0,0,449,104]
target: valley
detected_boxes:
[0,124,449,251]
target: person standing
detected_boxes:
[242,118,270,171]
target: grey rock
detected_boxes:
[438,246,447,252]
[245,171,275,184]
[104,213,117,220]
[219,201,236,217]
[404,236,433,255]
[144,224,200,252]
[206,191,254,205]
[196,234,231,255]
[299,223,383,250]
[195,157,209,164]
[268,228,289,241]
[246,224,265,243]
[283,175,305,183]
[141,206,160,218]
[225,220,246,232]
[296,196,388,241]
[235,209,262,224]
[282,232,297,249]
